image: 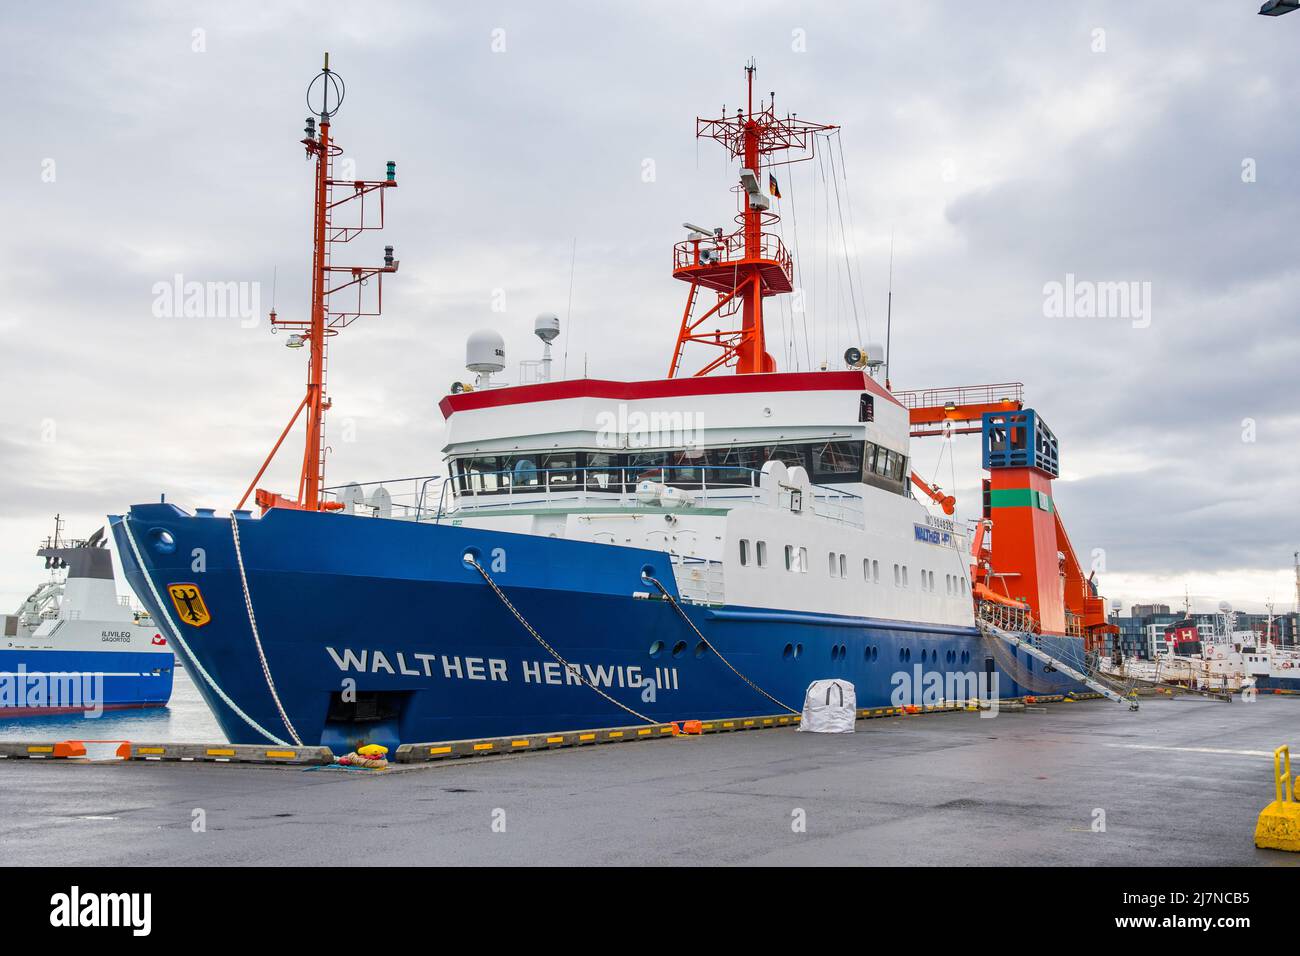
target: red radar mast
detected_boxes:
[238,54,400,514]
[668,61,836,377]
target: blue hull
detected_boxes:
[111,504,1084,751]
[1256,675,1300,691]
[0,648,174,716]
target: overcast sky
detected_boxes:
[0,1,1296,616]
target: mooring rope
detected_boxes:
[642,574,800,716]
[229,514,303,745]
[119,516,290,746]
[464,554,659,726]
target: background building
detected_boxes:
[1103,607,1298,660]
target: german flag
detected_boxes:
[768,173,781,199]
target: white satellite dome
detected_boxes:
[534,312,560,343]
[466,329,506,374]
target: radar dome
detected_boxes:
[535,313,560,343]
[466,329,506,374]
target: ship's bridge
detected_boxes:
[429,369,911,520]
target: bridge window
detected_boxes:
[859,394,874,422]
[584,452,620,490]
[456,456,503,493]
[811,441,863,480]
[451,438,910,497]
[862,441,908,494]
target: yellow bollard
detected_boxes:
[1255,745,1300,852]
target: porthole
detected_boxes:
[783,643,794,660]
[694,641,708,658]
[671,640,687,659]
[150,528,177,555]
[794,643,804,659]
[648,641,664,658]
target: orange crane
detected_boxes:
[898,383,1115,649]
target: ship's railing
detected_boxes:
[322,475,445,521]
[976,599,1039,635]
[672,555,725,607]
[324,466,866,529]
[672,231,792,278]
[433,464,865,529]
[894,382,1024,411]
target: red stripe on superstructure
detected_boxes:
[438,370,902,419]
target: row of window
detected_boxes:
[646,636,983,668]
[737,539,969,595]
[450,439,910,495]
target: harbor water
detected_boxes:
[0,667,223,743]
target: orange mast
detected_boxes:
[238,54,400,513]
[668,62,836,377]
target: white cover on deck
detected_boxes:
[797,679,856,733]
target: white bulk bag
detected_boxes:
[796,679,856,733]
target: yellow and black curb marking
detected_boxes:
[126,743,335,764]
[0,741,333,764]
[0,742,69,759]
[396,722,683,763]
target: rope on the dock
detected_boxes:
[642,574,800,717]
[120,516,291,746]
[230,514,303,746]
[464,554,659,725]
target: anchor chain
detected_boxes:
[230,514,304,745]
[464,554,659,726]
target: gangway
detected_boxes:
[977,620,1139,710]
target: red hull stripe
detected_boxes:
[439,370,902,419]
[0,702,165,718]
